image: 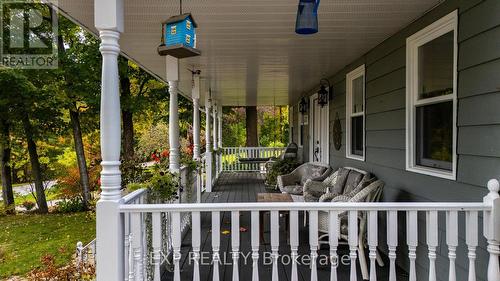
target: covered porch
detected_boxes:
[160,172,407,281]
[51,0,500,280]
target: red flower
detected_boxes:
[151,152,160,163]
[161,150,169,158]
[186,145,194,156]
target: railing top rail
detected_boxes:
[121,188,147,204]
[119,201,489,213]
[221,147,286,149]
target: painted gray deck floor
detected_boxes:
[162,172,408,281]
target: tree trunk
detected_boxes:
[0,120,14,213]
[21,113,48,213]
[245,106,258,147]
[122,109,134,161]
[69,108,91,209]
[120,60,134,161]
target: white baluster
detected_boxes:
[251,211,260,281]
[387,211,398,281]
[290,210,299,281]
[367,211,378,281]
[124,213,130,281]
[128,235,134,281]
[212,211,221,281]
[465,211,478,281]
[348,211,358,281]
[271,211,279,281]
[309,210,319,281]
[172,212,181,281]
[329,211,339,281]
[152,213,161,281]
[192,211,201,281]
[131,212,143,281]
[426,211,438,281]
[231,211,240,281]
[406,211,418,281]
[446,211,458,281]
[141,209,147,279]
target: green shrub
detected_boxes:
[126,165,180,203]
[55,197,86,213]
[265,159,301,188]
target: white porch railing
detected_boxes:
[76,238,96,266]
[111,180,500,281]
[220,147,286,172]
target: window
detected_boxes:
[406,11,457,180]
[346,65,365,161]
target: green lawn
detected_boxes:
[13,189,61,206]
[0,212,96,278]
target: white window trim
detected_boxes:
[405,10,458,180]
[346,65,366,161]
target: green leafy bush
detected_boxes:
[55,198,86,213]
[265,158,301,188]
[126,164,180,202]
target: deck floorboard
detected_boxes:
[162,172,408,281]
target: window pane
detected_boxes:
[418,31,454,100]
[352,76,364,113]
[351,116,364,156]
[416,101,453,170]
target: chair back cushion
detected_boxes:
[342,170,365,194]
[299,164,328,185]
[322,170,339,193]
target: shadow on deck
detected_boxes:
[162,172,408,281]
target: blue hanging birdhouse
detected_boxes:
[158,13,201,58]
[295,0,320,35]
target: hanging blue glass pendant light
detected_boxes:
[295,0,320,35]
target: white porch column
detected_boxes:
[217,105,223,148]
[95,0,124,280]
[212,102,218,151]
[205,97,213,192]
[167,56,180,173]
[192,76,201,160]
[212,103,219,178]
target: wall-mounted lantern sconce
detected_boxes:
[299,97,308,114]
[318,78,331,107]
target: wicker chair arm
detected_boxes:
[303,180,328,194]
[319,192,341,202]
[277,173,299,188]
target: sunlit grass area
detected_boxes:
[0,212,95,278]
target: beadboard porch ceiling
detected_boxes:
[55,0,442,106]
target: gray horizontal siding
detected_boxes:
[458,92,500,126]
[296,1,500,280]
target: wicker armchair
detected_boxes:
[277,162,332,196]
[303,167,371,202]
[318,179,385,280]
